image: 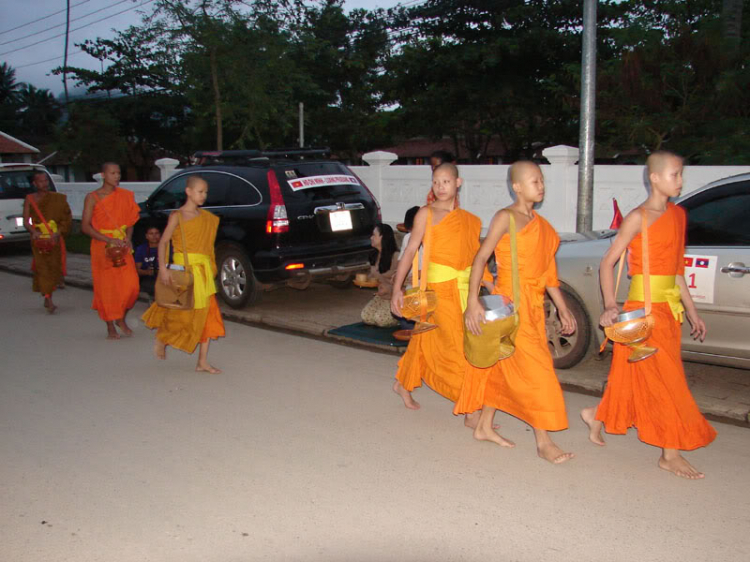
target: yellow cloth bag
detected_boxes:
[464,213,521,368]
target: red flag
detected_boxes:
[609,198,623,229]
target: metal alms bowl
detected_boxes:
[479,294,515,321]
[604,308,653,344]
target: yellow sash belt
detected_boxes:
[36,220,58,237]
[628,274,684,323]
[427,263,472,312]
[100,225,127,240]
[173,252,216,309]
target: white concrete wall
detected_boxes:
[354,146,750,233]
[54,148,750,230]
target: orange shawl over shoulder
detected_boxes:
[596,203,716,450]
[396,208,484,402]
[454,212,568,431]
[142,210,225,353]
[90,188,140,321]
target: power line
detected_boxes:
[16,50,85,70]
[0,0,154,58]
[1,0,132,46]
[0,0,92,36]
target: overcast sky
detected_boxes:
[1,0,406,95]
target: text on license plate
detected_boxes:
[330,210,353,232]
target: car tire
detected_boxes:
[216,243,260,309]
[328,273,354,289]
[546,284,591,370]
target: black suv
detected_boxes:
[136,148,380,308]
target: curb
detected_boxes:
[2,262,747,428]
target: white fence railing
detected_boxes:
[55,148,750,232]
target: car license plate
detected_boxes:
[330,210,352,232]
[15,217,23,227]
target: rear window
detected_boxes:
[276,163,371,203]
[0,170,55,200]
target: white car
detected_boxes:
[547,173,750,370]
[0,163,57,244]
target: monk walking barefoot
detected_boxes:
[580,406,605,446]
[391,164,492,422]
[81,163,140,339]
[392,380,420,410]
[143,176,225,374]
[23,171,72,315]
[591,151,715,479]
[458,161,576,464]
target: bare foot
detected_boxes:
[473,425,515,448]
[392,380,420,410]
[196,363,222,374]
[658,452,705,480]
[464,411,500,430]
[154,340,166,360]
[44,297,57,314]
[115,319,133,337]
[581,407,605,446]
[537,442,575,464]
[106,326,120,340]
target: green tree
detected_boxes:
[0,62,23,135]
[16,84,62,146]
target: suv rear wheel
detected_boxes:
[546,285,591,369]
[217,243,260,308]
[328,273,355,289]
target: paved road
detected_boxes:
[1,273,749,562]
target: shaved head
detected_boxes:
[186,175,207,189]
[646,151,683,175]
[509,160,540,185]
[432,162,459,179]
[101,161,119,173]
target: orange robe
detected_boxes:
[90,188,140,321]
[142,210,225,353]
[28,192,72,295]
[595,203,716,450]
[396,209,485,402]
[455,212,568,431]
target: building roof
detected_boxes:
[0,131,40,155]
[377,136,506,160]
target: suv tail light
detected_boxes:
[266,170,289,234]
[351,171,381,222]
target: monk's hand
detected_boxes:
[109,237,127,248]
[31,230,41,240]
[558,307,577,335]
[390,289,404,317]
[687,310,707,342]
[599,306,619,327]
[464,298,485,336]
[481,280,495,292]
[158,268,172,287]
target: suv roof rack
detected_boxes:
[193,147,331,166]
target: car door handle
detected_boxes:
[720,262,750,277]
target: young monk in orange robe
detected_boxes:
[581,151,716,479]
[23,171,72,313]
[461,161,577,464]
[391,163,491,427]
[81,163,140,339]
[143,176,225,374]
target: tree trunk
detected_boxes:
[722,0,744,46]
[209,47,223,151]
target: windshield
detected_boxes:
[0,170,53,200]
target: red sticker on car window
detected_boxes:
[287,175,360,191]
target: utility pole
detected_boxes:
[577,0,597,233]
[299,102,304,148]
[63,0,70,106]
